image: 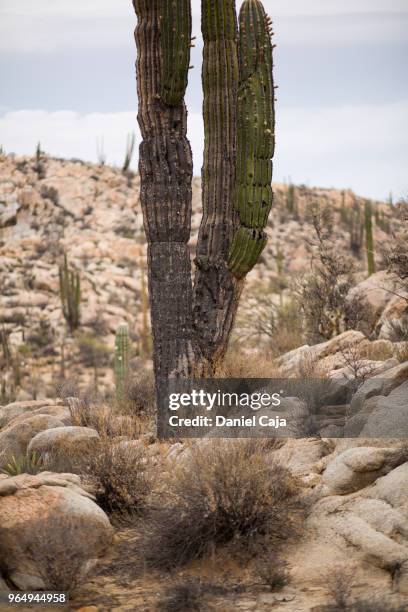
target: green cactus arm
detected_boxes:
[228,227,267,279]
[159,0,192,106]
[228,0,275,278]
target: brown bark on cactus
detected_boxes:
[133,0,196,381]
[193,0,245,368]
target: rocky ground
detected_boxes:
[1,153,408,610]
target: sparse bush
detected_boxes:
[76,332,111,368]
[68,398,141,439]
[350,598,406,612]
[140,440,304,571]
[237,284,303,356]
[84,437,152,516]
[296,203,357,344]
[255,550,290,591]
[158,577,205,612]
[23,515,98,594]
[215,350,279,379]
[323,564,355,611]
[121,368,156,415]
[385,199,408,292]
[40,185,59,206]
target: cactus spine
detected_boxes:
[228,0,275,278]
[58,253,80,333]
[160,0,192,105]
[364,200,375,275]
[114,324,130,395]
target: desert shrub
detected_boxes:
[158,578,205,612]
[322,597,406,612]
[395,342,408,363]
[350,599,406,612]
[140,439,304,571]
[255,549,290,591]
[83,437,152,516]
[121,367,156,415]
[296,203,357,344]
[68,398,141,439]
[236,282,304,357]
[40,184,59,206]
[385,199,408,291]
[76,332,111,368]
[23,515,97,594]
[1,452,44,476]
[322,564,355,611]
[26,319,55,352]
[215,350,279,378]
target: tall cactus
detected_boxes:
[228,0,275,278]
[133,0,274,385]
[364,200,375,276]
[114,324,130,395]
[58,253,80,333]
[193,0,242,362]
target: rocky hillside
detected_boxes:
[0,152,401,399]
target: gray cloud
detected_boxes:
[1,101,407,201]
[1,0,406,52]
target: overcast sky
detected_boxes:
[0,0,407,201]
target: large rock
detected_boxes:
[378,295,408,339]
[350,361,408,415]
[321,446,408,495]
[306,459,408,596]
[347,271,398,336]
[277,330,365,376]
[28,426,100,471]
[0,415,65,468]
[359,381,408,437]
[0,399,71,429]
[0,472,113,591]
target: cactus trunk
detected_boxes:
[133,0,196,383]
[193,0,244,367]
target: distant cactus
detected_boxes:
[122,132,136,173]
[364,200,375,275]
[286,182,296,214]
[96,136,106,166]
[114,323,130,396]
[349,201,363,257]
[58,253,81,333]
